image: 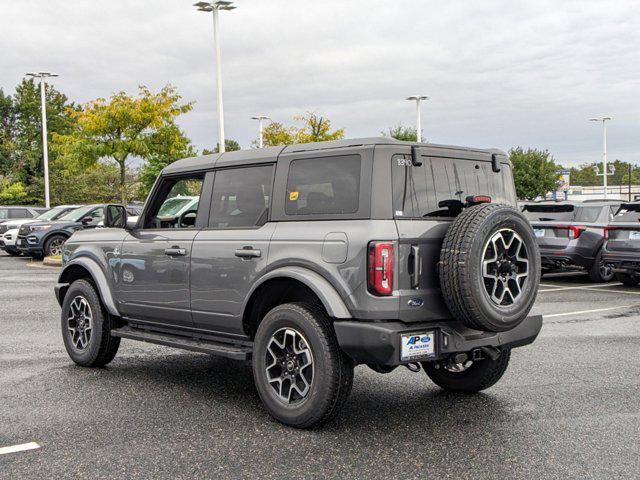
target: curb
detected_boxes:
[42,257,63,267]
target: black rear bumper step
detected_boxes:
[111,327,252,361]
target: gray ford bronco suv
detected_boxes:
[55,137,542,428]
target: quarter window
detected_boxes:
[209,165,273,229]
[285,155,361,215]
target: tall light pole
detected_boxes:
[25,71,58,208]
[251,115,271,148]
[590,116,612,199]
[406,95,429,142]
[194,1,235,153]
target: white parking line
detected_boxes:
[539,283,622,292]
[0,442,40,455]
[545,304,640,318]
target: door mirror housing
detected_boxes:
[104,204,127,229]
[81,216,94,225]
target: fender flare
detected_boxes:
[246,266,352,319]
[57,257,120,317]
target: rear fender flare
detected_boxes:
[246,266,352,319]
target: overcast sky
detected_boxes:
[2,0,639,166]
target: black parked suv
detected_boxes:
[522,200,620,281]
[17,204,141,258]
[603,202,640,286]
[54,138,542,428]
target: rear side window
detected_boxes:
[209,165,273,229]
[285,155,361,215]
[9,208,30,219]
[392,156,516,218]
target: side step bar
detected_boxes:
[111,326,252,361]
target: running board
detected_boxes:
[111,326,252,361]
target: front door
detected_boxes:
[117,173,207,327]
[190,164,275,335]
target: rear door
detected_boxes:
[190,164,275,335]
[392,149,516,322]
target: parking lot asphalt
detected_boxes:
[1,252,639,479]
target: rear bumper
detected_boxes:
[539,249,594,269]
[334,315,543,366]
[603,251,640,274]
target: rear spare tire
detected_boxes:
[439,203,540,332]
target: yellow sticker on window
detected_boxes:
[289,191,299,201]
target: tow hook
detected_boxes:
[405,362,421,373]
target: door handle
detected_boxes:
[165,246,186,257]
[235,247,261,259]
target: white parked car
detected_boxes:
[1,228,19,256]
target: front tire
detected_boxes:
[61,279,120,367]
[422,348,511,393]
[252,303,354,428]
[44,234,67,257]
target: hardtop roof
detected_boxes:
[162,137,509,174]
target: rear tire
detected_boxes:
[422,348,511,393]
[616,272,639,286]
[588,249,614,282]
[252,303,354,428]
[61,279,120,367]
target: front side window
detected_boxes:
[285,155,361,215]
[209,165,273,229]
[144,175,204,229]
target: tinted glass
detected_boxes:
[60,205,99,222]
[573,206,603,223]
[392,155,516,218]
[286,155,361,215]
[9,208,30,219]
[209,165,273,228]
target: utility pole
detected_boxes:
[25,72,58,208]
[589,116,612,199]
[194,1,236,153]
[406,95,429,142]
[251,115,271,148]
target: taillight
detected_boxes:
[368,241,394,296]
[557,225,585,239]
[466,195,492,204]
[604,226,618,239]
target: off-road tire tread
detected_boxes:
[439,203,538,331]
[256,302,354,428]
[423,348,511,393]
[63,279,120,367]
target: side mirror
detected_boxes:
[104,204,127,229]
[81,217,93,225]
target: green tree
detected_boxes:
[261,112,344,147]
[53,85,193,203]
[0,177,27,204]
[509,147,560,200]
[383,123,417,141]
[203,138,241,154]
[0,88,15,174]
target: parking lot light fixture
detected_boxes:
[406,95,429,143]
[589,116,612,199]
[194,1,236,153]
[251,115,271,148]
[25,71,58,209]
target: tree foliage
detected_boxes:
[383,123,417,141]
[509,147,560,200]
[569,159,640,187]
[203,138,241,155]
[261,112,344,147]
[53,85,193,203]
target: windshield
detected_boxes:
[157,198,192,216]
[58,205,98,222]
[37,206,73,221]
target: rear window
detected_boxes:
[614,204,640,222]
[572,206,603,223]
[286,155,361,215]
[522,204,575,221]
[392,155,516,218]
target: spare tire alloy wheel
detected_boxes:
[439,203,540,332]
[265,327,314,404]
[67,296,93,351]
[482,229,529,306]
